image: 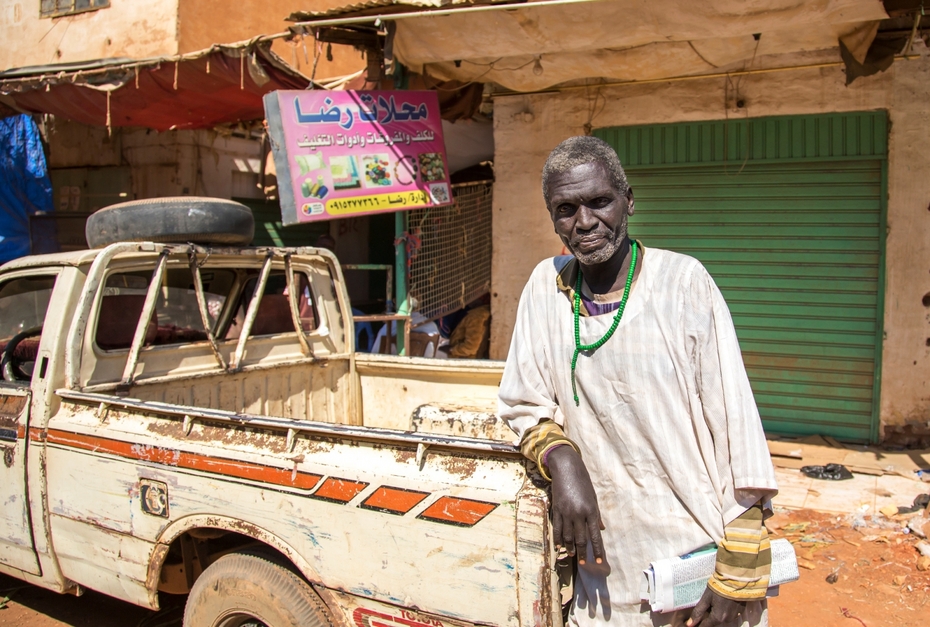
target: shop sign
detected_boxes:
[264,90,451,225]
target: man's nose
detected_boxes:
[575,205,598,231]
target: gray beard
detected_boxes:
[570,223,627,265]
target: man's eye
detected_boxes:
[591,197,610,208]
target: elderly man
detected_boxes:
[499,136,777,627]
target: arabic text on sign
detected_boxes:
[327,191,430,215]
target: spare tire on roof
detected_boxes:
[85,197,255,248]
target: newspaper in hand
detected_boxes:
[640,538,799,613]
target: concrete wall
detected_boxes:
[490,55,930,435]
[177,0,364,81]
[46,119,263,201]
[1,0,362,82]
[0,0,179,70]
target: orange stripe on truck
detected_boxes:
[311,477,369,503]
[417,496,498,527]
[360,486,429,515]
[36,428,501,526]
[43,429,323,491]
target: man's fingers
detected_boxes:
[573,519,589,564]
[559,514,575,555]
[686,589,713,627]
[552,510,563,549]
[587,517,606,564]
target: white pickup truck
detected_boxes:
[0,199,558,627]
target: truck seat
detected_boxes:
[251,294,295,336]
[9,337,40,362]
[96,294,157,351]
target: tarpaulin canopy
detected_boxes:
[0,114,53,264]
[291,0,892,92]
[0,41,314,132]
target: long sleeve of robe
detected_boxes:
[498,247,777,627]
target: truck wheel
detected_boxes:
[85,197,254,248]
[183,552,332,627]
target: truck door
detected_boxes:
[0,272,57,576]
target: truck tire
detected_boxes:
[85,197,255,248]
[183,551,332,627]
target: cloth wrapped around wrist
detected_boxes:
[518,419,581,482]
[708,501,771,600]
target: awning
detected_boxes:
[0,41,315,132]
[290,0,893,92]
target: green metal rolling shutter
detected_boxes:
[595,113,887,442]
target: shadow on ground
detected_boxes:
[0,573,183,627]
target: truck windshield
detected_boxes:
[0,275,56,343]
[0,275,57,380]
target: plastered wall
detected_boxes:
[47,120,263,201]
[2,0,361,83]
[177,0,364,81]
[490,55,930,434]
[0,0,180,70]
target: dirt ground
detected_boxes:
[1,506,928,627]
[766,507,930,627]
[0,576,180,627]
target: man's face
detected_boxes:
[546,161,634,265]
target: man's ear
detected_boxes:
[626,187,635,216]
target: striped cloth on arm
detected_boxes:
[708,501,771,600]
[519,419,580,482]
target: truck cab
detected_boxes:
[0,216,557,627]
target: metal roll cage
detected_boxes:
[65,243,338,392]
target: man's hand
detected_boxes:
[687,587,746,627]
[546,445,605,565]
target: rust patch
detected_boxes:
[145,419,185,438]
[438,454,479,479]
[0,394,27,436]
[302,438,336,455]
[0,394,27,417]
[311,585,352,627]
[146,543,171,606]
[412,404,506,440]
[392,448,416,464]
[536,540,553,627]
[145,418,288,453]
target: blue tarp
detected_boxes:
[1,114,53,265]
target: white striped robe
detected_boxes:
[499,246,778,627]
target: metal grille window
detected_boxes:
[40,0,109,18]
[407,181,493,321]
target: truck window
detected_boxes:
[0,275,57,380]
[95,268,236,351]
[223,271,318,341]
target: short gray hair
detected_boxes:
[542,136,629,207]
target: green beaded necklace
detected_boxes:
[571,240,638,405]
